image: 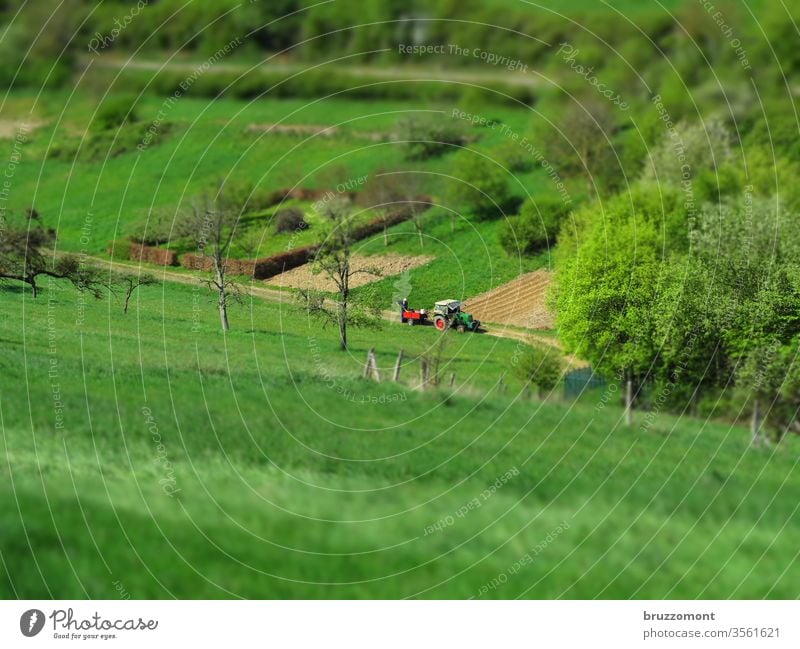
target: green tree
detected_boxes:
[447,153,511,221]
[396,114,470,161]
[500,196,571,257]
[553,191,673,399]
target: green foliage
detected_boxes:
[274,207,308,234]
[554,202,665,385]
[500,196,571,256]
[108,238,133,262]
[557,186,800,419]
[642,118,732,187]
[92,95,139,132]
[395,114,471,161]
[736,340,800,440]
[512,344,563,392]
[130,209,174,246]
[447,153,511,219]
[216,177,275,215]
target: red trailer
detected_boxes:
[398,301,428,326]
[402,308,428,326]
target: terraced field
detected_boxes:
[464,270,554,329]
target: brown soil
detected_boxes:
[246,123,339,137]
[245,123,386,141]
[464,270,554,329]
[0,119,45,139]
[268,253,433,292]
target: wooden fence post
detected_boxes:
[392,349,404,382]
[363,347,379,381]
[363,348,371,379]
[499,371,507,395]
[449,372,456,388]
[625,376,633,426]
[420,358,428,390]
[751,398,762,447]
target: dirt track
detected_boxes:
[83,256,576,357]
[269,253,433,292]
[464,270,554,329]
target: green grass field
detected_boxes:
[1,1,796,600]
[3,91,555,259]
[1,278,798,598]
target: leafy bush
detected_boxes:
[93,95,139,131]
[642,118,732,186]
[500,197,571,256]
[491,141,534,173]
[446,153,511,219]
[217,178,276,215]
[48,122,178,163]
[107,238,133,262]
[274,208,308,234]
[396,115,472,161]
[513,344,563,393]
[130,210,174,246]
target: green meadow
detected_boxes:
[1,280,798,598]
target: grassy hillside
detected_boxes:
[353,208,550,308]
[2,91,555,259]
[1,279,798,598]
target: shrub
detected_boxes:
[217,178,275,215]
[93,95,139,131]
[130,210,174,246]
[107,238,133,262]
[513,344,564,394]
[274,208,308,233]
[395,115,471,161]
[492,141,534,173]
[447,153,512,219]
[500,197,571,256]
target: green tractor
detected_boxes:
[432,299,481,332]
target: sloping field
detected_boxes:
[269,253,433,291]
[464,270,554,329]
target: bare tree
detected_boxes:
[299,199,382,351]
[0,213,103,298]
[111,272,158,314]
[178,195,242,331]
[359,167,400,247]
[393,171,428,248]
[362,169,429,248]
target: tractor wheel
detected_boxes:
[456,324,466,333]
[434,316,446,331]
[408,318,415,326]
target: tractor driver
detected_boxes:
[400,297,409,322]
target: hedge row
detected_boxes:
[129,243,177,266]
[90,67,538,108]
[264,187,358,208]
[179,245,318,279]
[128,198,431,278]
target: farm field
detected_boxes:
[1,0,799,611]
[1,279,798,599]
[464,270,553,329]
